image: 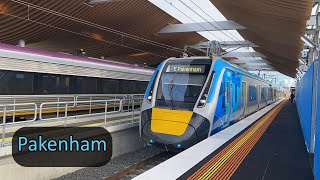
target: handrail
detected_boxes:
[0,103,37,123]
[39,99,123,121]
[0,95,144,147]
[0,103,37,146]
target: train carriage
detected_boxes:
[0,43,153,121]
[140,57,284,150]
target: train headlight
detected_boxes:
[147,95,152,103]
[198,99,207,107]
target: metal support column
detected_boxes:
[311,60,318,153]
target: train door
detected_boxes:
[257,85,261,110]
[268,86,272,104]
[265,87,268,106]
[225,79,232,126]
[240,81,247,118]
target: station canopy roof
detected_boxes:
[0,0,205,66]
[210,0,313,77]
[0,0,314,77]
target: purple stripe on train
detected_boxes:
[0,43,154,72]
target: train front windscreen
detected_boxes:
[155,59,212,110]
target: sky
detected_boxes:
[149,0,296,87]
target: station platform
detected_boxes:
[135,100,314,180]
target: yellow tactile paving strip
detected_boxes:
[187,100,286,180]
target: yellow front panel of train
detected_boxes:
[151,108,193,136]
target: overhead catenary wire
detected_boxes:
[163,0,224,46]
[165,0,251,61]
[188,0,255,54]
[188,0,271,70]
[0,11,168,59]
[174,0,267,70]
[178,0,260,66]
[165,0,224,40]
[187,0,245,46]
[10,0,196,56]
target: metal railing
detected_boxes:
[1,103,37,146]
[0,94,144,147]
[39,99,124,125]
[0,94,143,117]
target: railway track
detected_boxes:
[105,151,175,180]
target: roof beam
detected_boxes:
[158,20,246,33]
[231,61,269,65]
[228,58,270,64]
[243,67,274,71]
[306,29,316,35]
[236,63,269,66]
[220,40,258,48]
[87,0,125,4]
[222,52,266,58]
[238,64,271,68]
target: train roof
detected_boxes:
[0,43,154,74]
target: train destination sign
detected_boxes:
[167,65,206,73]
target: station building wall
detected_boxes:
[296,60,320,180]
[296,62,314,152]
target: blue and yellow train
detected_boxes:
[140,57,284,150]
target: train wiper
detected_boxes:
[168,72,177,109]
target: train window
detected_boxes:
[0,71,34,95]
[136,81,148,93]
[71,77,97,94]
[226,81,230,104]
[38,74,70,94]
[16,74,24,79]
[101,79,118,94]
[128,81,137,93]
[248,85,257,102]
[0,69,148,95]
[119,80,137,94]
[197,72,214,107]
[155,61,211,110]
[56,76,69,94]
[220,82,226,109]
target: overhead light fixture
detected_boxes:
[0,3,9,13]
[91,32,103,41]
[129,52,149,57]
[299,58,307,65]
[301,36,316,48]
[86,0,125,5]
